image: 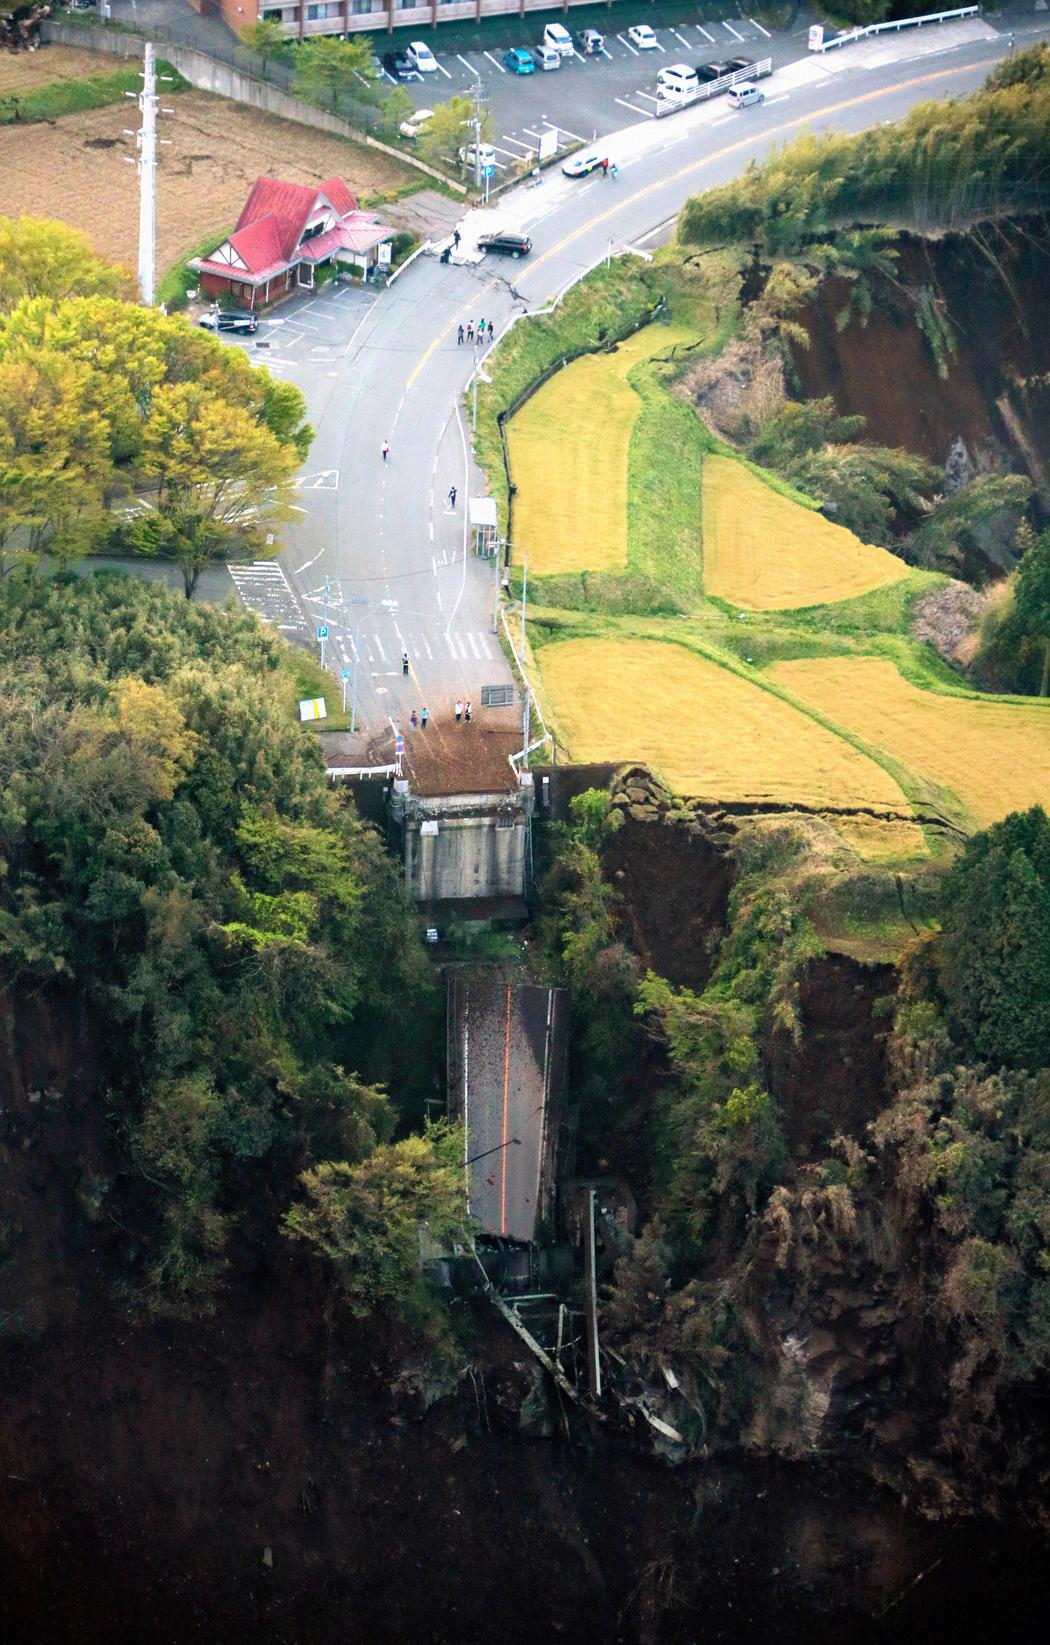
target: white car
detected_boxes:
[543,22,573,58]
[459,142,498,170]
[406,41,437,74]
[657,63,698,93]
[400,107,434,139]
[627,24,658,50]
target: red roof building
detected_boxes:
[190,175,393,310]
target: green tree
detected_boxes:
[938,808,1050,1072]
[0,216,128,311]
[240,17,287,60]
[377,86,414,140]
[1013,528,1050,696]
[283,1123,468,1321]
[418,96,490,169]
[132,382,301,597]
[291,34,375,105]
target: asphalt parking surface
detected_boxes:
[393,12,812,162]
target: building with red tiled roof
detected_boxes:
[190,175,393,310]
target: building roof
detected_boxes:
[190,175,389,284]
[226,214,284,277]
[236,175,360,265]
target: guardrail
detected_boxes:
[809,6,980,53]
[653,58,772,120]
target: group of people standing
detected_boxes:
[408,701,470,731]
[458,320,495,347]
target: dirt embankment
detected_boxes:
[790,224,1050,501]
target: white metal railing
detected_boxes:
[386,238,432,285]
[653,58,773,120]
[809,6,980,53]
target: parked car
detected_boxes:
[698,61,733,82]
[533,44,562,71]
[400,107,434,140]
[562,150,604,178]
[199,310,258,334]
[627,24,658,50]
[504,47,536,75]
[383,51,420,82]
[477,229,532,259]
[459,142,498,171]
[579,28,604,56]
[406,42,438,74]
[657,64,698,94]
[542,22,574,58]
[728,82,765,108]
[725,57,755,74]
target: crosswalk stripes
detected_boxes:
[227,560,307,632]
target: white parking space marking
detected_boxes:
[435,59,452,79]
[653,37,666,51]
[601,45,613,60]
[484,50,506,73]
[614,96,654,118]
[750,16,771,37]
[696,25,715,44]
[637,90,662,105]
[558,124,586,142]
[672,29,691,48]
[618,34,639,56]
[723,21,745,42]
[499,136,534,153]
[457,53,478,75]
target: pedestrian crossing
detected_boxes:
[331,626,495,669]
[226,560,307,633]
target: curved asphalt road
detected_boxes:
[276,20,1048,743]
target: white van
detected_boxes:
[543,22,574,58]
[534,43,562,71]
[657,63,698,95]
[728,82,764,108]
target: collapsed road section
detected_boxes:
[447,978,569,1245]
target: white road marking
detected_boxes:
[637,90,662,105]
[480,635,493,660]
[342,298,377,357]
[484,50,506,72]
[558,124,586,141]
[764,94,790,106]
[445,631,457,658]
[435,59,452,79]
[467,632,481,659]
[750,17,771,38]
[374,635,387,662]
[653,38,666,52]
[710,114,735,126]
[615,96,654,118]
[294,548,324,574]
[672,30,691,48]
[696,25,715,44]
[423,634,434,659]
[457,53,478,75]
[601,46,613,60]
[617,34,638,56]
[494,144,527,160]
[723,21,745,42]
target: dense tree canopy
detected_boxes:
[0,216,130,312]
[0,573,438,1311]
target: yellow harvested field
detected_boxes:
[702,455,908,610]
[833,815,929,860]
[539,638,911,812]
[507,323,694,577]
[772,656,1050,827]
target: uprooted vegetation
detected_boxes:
[536,779,1050,1520]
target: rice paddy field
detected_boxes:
[771,657,1050,828]
[506,323,697,578]
[537,637,912,814]
[701,455,909,611]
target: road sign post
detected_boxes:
[341,667,350,714]
[317,623,328,669]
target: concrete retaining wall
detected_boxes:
[40,21,465,194]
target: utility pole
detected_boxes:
[492,534,503,634]
[136,44,157,305]
[470,74,485,197]
[319,574,330,670]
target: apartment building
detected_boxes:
[209,0,616,42]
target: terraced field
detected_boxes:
[701,455,909,611]
[506,323,698,578]
[772,657,1050,828]
[538,637,912,814]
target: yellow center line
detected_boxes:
[404,54,999,392]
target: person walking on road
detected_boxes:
[453,228,461,250]
[466,321,474,343]
[381,439,390,463]
[454,699,463,724]
[410,709,418,729]
[487,321,494,343]
[457,324,464,345]
[610,161,619,180]
[421,706,429,730]
[477,317,485,339]
[402,650,409,676]
[448,485,457,510]
[601,157,609,178]
[465,699,472,723]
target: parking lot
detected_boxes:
[391,14,810,164]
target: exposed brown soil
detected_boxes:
[604,811,734,992]
[790,226,1050,487]
[0,88,413,275]
[396,706,522,797]
[766,955,895,1156]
